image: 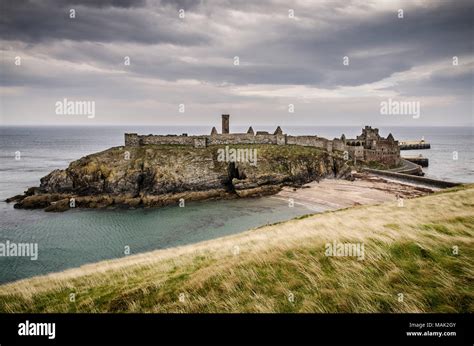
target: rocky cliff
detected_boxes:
[7,144,351,211]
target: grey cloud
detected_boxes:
[160,0,202,10]
[2,0,472,88]
[395,71,474,97]
[0,0,209,45]
[0,0,472,126]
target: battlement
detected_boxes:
[124,114,400,166]
[124,132,285,147]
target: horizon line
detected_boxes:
[1,124,472,128]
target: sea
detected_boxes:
[0,126,472,284]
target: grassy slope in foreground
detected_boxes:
[0,185,473,313]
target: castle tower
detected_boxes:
[222,114,230,134]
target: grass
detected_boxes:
[0,185,473,313]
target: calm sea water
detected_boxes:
[0,126,472,283]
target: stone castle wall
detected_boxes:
[346,145,364,160]
[141,134,194,146]
[208,133,275,145]
[362,139,400,165]
[125,133,286,147]
[125,126,400,166]
[332,138,346,151]
[286,135,327,148]
[124,133,139,146]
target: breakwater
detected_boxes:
[363,168,461,188]
[399,140,431,150]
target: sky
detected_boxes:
[0,0,473,127]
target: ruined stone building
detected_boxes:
[344,126,400,165]
[125,115,400,166]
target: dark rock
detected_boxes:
[44,198,70,212]
[11,145,346,211]
[15,194,70,209]
[25,187,43,196]
[5,194,25,203]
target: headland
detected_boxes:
[6,115,408,212]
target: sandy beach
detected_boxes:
[272,173,436,212]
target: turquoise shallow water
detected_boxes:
[0,196,311,284]
[0,126,472,284]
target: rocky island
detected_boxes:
[6,115,401,212]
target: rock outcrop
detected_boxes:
[8,144,351,211]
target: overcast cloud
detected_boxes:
[0,0,472,126]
